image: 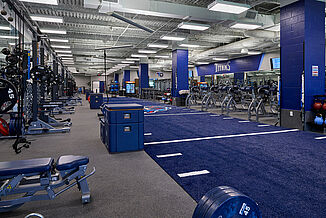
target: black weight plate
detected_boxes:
[193,186,235,218]
[205,192,261,218]
[0,78,18,114]
[202,190,239,218]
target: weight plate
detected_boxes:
[0,78,18,114]
[193,186,234,218]
[205,189,261,218]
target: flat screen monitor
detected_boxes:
[126,83,135,94]
[271,58,280,69]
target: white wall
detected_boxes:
[74,74,91,88]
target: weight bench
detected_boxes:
[0,155,95,213]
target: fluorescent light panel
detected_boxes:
[160,35,186,41]
[40,29,67,34]
[56,50,72,53]
[147,43,169,48]
[52,45,70,49]
[131,54,147,58]
[58,54,73,57]
[138,49,157,54]
[155,55,170,59]
[213,57,228,61]
[126,58,140,61]
[208,0,250,14]
[197,62,210,65]
[49,38,69,42]
[179,44,200,48]
[230,23,262,30]
[121,61,134,64]
[9,42,16,46]
[178,22,210,31]
[0,26,11,31]
[19,0,58,5]
[248,51,262,55]
[30,15,63,23]
[0,36,18,39]
[130,66,139,69]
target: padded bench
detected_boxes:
[0,155,95,213]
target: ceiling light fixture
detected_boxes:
[155,55,170,59]
[126,58,140,61]
[19,0,58,5]
[121,61,135,64]
[58,54,73,57]
[160,35,186,41]
[147,43,169,49]
[52,45,70,49]
[248,51,262,55]
[213,57,228,61]
[230,23,262,30]
[138,49,157,54]
[131,54,147,58]
[196,62,210,65]
[30,15,63,23]
[208,0,250,14]
[130,66,139,69]
[56,50,72,53]
[179,44,200,48]
[0,36,19,39]
[40,29,67,34]
[0,26,11,31]
[49,38,69,42]
[178,22,210,31]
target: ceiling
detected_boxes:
[7,0,282,75]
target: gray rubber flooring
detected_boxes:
[0,98,196,218]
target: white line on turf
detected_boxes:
[315,136,326,140]
[156,153,183,158]
[177,170,210,178]
[258,125,270,127]
[144,133,152,136]
[239,121,250,123]
[145,112,210,117]
[144,129,299,145]
[223,117,233,120]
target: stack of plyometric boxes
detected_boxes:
[89,93,103,109]
[102,104,144,152]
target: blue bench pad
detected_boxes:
[56,155,89,171]
[0,158,54,177]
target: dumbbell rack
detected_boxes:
[311,95,326,133]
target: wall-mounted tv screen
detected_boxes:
[270,58,280,69]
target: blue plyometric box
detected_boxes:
[90,94,103,109]
[103,104,144,153]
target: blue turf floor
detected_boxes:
[109,97,326,217]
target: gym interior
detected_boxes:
[0,0,326,217]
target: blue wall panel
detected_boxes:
[114,74,119,82]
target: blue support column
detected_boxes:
[139,63,149,94]
[280,0,325,130]
[114,73,119,82]
[172,49,189,105]
[124,70,130,82]
[123,70,130,88]
[200,76,205,82]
